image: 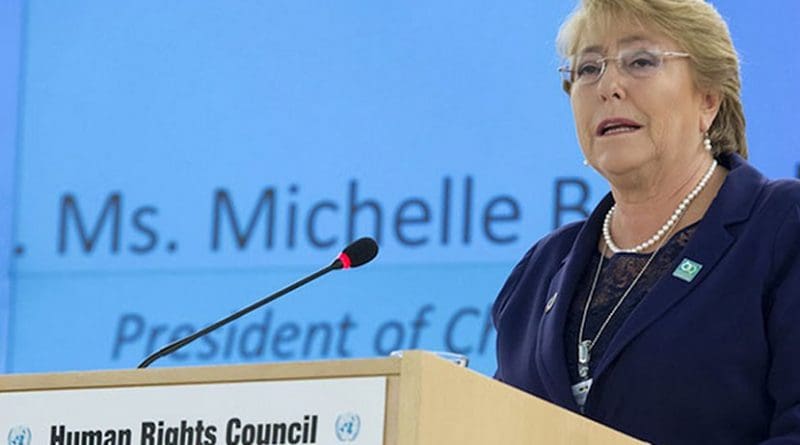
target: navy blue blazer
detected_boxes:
[493,154,800,444]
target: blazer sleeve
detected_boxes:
[762,203,800,443]
[491,242,537,382]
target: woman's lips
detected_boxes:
[596,118,644,136]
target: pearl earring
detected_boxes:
[703,133,713,152]
[583,159,589,166]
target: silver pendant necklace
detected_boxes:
[576,243,661,375]
[573,158,716,410]
[572,242,664,411]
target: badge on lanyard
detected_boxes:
[571,378,593,409]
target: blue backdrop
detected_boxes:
[1,0,798,376]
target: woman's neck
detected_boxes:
[603,155,726,254]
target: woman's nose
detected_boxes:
[596,61,627,101]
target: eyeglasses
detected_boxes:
[559,49,691,88]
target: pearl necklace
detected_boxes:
[603,159,717,254]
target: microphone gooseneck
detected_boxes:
[137,237,379,369]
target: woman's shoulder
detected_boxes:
[728,153,800,213]
[519,220,586,268]
[493,220,587,317]
[747,177,800,277]
[763,178,800,234]
[760,177,800,209]
[746,177,800,231]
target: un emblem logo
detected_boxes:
[8,426,31,445]
[672,258,703,282]
[335,413,361,442]
[680,262,699,274]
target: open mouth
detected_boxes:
[597,119,643,137]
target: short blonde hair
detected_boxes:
[557,0,747,158]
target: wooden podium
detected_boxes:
[0,351,644,444]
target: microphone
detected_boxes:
[332,236,379,269]
[137,237,379,368]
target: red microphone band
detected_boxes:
[337,252,352,269]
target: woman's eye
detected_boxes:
[627,55,658,69]
[577,63,601,77]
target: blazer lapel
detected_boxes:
[536,195,614,410]
[592,154,765,381]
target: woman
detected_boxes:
[492,0,800,443]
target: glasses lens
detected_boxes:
[621,50,662,78]
[574,57,603,84]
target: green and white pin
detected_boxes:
[673,258,703,282]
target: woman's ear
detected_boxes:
[699,89,722,132]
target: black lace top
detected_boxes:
[564,224,699,385]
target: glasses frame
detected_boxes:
[558,49,691,90]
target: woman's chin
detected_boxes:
[594,155,652,178]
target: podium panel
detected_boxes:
[0,352,645,444]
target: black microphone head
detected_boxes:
[335,237,379,269]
